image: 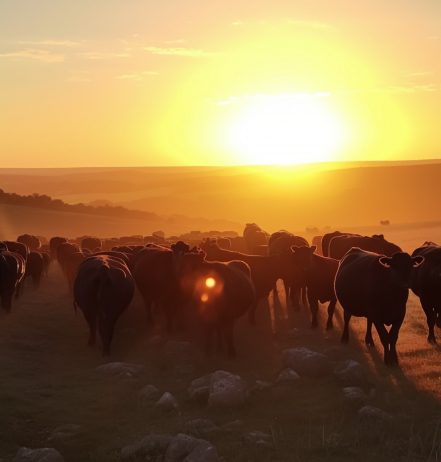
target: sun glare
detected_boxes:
[223,94,347,165]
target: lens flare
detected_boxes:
[205,277,216,288]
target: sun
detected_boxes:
[223,93,347,165]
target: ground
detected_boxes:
[1,231,441,461]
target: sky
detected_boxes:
[0,0,440,167]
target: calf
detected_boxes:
[335,248,424,365]
[290,245,339,329]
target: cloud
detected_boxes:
[18,40,81,48]
[115,71,159,81]
[217,92,331,106]
[231,20,244,27]
[78,51,130,60]
[287,19,333,30]
[144,46,213,57]
[0,48,64,62]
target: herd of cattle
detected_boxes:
[0,224,440,366]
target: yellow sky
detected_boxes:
[0,0,440,167]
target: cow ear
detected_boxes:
[412,255,425,268]
[310,245,317,253]
[379,256,392,268]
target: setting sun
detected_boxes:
[222,93,347,164]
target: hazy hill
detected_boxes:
[1,160,440,236]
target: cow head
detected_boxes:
[379,252,425,288]
[290,245,316,272]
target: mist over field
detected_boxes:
[1,160,441,240]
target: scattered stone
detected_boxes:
[334,360,366,387]
[358,405,393,424]
[222,420,245,432]
[276,368,300,385]
[250,380,272,393]
[185,418,220,438]
[342,387,368,407]
[121,433,220,462]
[164,433,219,462]
[96,362,145,379]
[138,384,160,403]
[208,370,247,408]
[189,370,248,407]
[14,447,64,462]
[243,431,273,449]
[188,374,211,404]
[121,434,172,460]
[155,392,179,412]
[282,348,331,378]
[47,424,82,442]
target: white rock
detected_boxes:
[121,434,172,460]
[47,424,81,442]
[250,380,272,393]
[243,431,273,449]
[282,348,331,378]
[155,392,179,412]
[164,433,220,462]
[334,360,366,386]
[208,370,247,408]
[358,405,393,424]
[185,418,220,437]
[138,384,160,403]
[276,368,300,385]
[14,447,64,462]
[188,374,211,403]
[96,362,145,379]
[342,387,368,406]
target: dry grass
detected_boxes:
[1,228,441,461]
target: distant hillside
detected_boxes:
[1,160,441,232]
[0,189,240,240]
[0,189,159,220]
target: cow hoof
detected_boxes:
[326,322,333,331]
[341,337,349,345]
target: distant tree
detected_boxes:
[380,220,390,226]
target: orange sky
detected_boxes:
[0,0,440,167]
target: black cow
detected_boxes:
[74,255,135,355]
[0,249,26,311]
[335,248,424,365]
[411,243,441,343]
[329,234,401,260]
[175,252,256,357]
[290,245,339,329]
[25,251,44,289]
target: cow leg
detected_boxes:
[387,320,403,366]
[224,320,236,359]
[373,321,391,365]
[341,311,351,344]
[290,283,301,312]
[421,299,437,344]
[365,318,375,347]
[248,299,257,326]
[141,292,154,325]
[204,323,214,356]
[326,299,337,330]
[308,292,319,328]
[1,292,13,313]
[301,286,308,308]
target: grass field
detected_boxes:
[1,230,441,461]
